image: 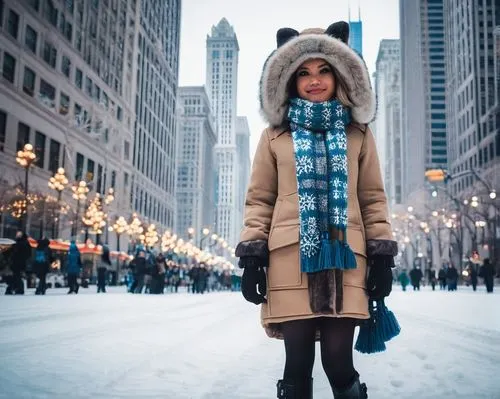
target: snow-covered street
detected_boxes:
[0,286,499,399]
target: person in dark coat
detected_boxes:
[131,250,147,294]
[446,264,459,291]
[151,253,166,294]
[438,266,447,290]
[97,245,112,293]
[409,266,423,291]
[480,258,495,293]
[189,264,200,294]
[398,269,410,291]
[197,262,208,294]
[427,267,437,291]
[67,241,82,294]
[5,231,32,295]
[34,237,52,295]
[467,261,479,291]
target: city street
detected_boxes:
[0,286,499,399]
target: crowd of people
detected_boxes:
[396,257,496,293]
[0,230,241,295]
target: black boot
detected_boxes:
[277,378,313,399]
[332,375,367,398]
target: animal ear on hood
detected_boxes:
[325,21,349,44]
[276,27,299,47]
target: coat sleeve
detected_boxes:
[357,127,398,257]
[236,128,278,258]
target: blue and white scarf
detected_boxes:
[288,98,357,273]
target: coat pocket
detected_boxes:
[268,243,304,289]
[268,223,299,251]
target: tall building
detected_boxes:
[176,86,216,242]
[0,0,137,241]
[206,18,239,246]
[375,39,402,206]
[400,0,447,202]
[235,116,250,233]
[444,0,500,195]
[132,0,181,229]
[348,7,363,56]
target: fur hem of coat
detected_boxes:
[235,239,269,258]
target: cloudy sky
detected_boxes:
[178,0,400,159]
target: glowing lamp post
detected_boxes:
[15,143,36,230]
[48,167,69,238]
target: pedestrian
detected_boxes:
[130,250,147,294]
[151,253,166,294]
[97,245,111,293]
[438,265,447,290]
[480,258,494,293]
[5,231,32,295]
[66,240,82,294]
[427,267,436,291]
[398,269,410,291]
[409,266,423,291]
[235,22,398,398]
[446,263,458,291]
[34,236,52,295]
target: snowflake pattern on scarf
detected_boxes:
[289,98,352,273]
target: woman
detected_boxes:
[34,236,52,295]
[67,241,82,294]
[235,22,397,398]
[97,245,111,293]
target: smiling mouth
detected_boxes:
[307,89,324,94]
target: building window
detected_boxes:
[25,25,38,53]
[86,158,95,182]
[23,66,36,96]
[43,42,57,68]
[111,170,116,188]
[43,0,58,27]
[85,76,92,96]
[124,140,130,160]
[75,68,82,88]
[61,55,71,77]
[59,92,70,115]
[39,79,56,107]
[2,52,16,83]
[0,110,6,152]
[7,9,19,39]
[35,131,46,168]
[96,164,103,193]
[75,152,84,180]
[48,139,60,173]
[117,106,123,121]
[17,122,30,151]
[27,0,40,11]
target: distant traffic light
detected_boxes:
[425,169,447,182]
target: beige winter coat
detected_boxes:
[239,123,393,338]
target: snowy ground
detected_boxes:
[0,284,499,399]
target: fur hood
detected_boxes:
[259,23,376,127]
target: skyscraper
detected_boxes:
[375,40,402,205]
[206,18,239,245]
[132,0,181,229]
[399,0,447,202]
[0,0,137,240]
[235,116,250,232]
[176,86,216,241]
[348,6,363,56]
[444,0,500,195]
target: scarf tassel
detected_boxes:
[318,233,357,271]
[354,300,401,354]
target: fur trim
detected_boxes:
[260,33,376,127]
[366,239,398,257]
[235,240,269,258]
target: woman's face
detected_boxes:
[295,58,336,102]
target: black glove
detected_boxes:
[366,255,395,300]
[239,256,268,305]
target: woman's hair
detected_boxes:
[287,62,354,108]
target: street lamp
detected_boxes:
[109,216,128,252]
[16,143,37,231]
[199,227,210,249]
[143,224,159,248]
[48,167,69,238]
[489,190,496,200]
[82,194,106,243]
[71,180,89,239]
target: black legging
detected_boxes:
[281,317,356,390]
